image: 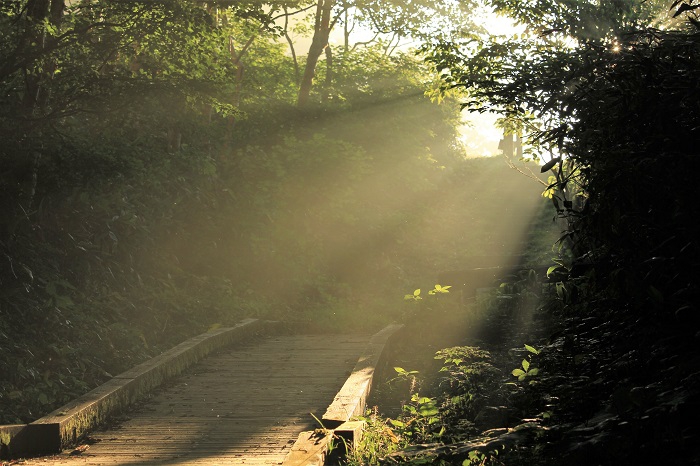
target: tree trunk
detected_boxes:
[297,0,334,107]
[20,0,64,212]
[323,44,332,101]
[49,0,64,26]
[343,3,350,53]
[282,6,300,83]
[22,0,64,113]
[22,0,50,112]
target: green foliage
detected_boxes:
[388,392,443,443]
[434,347,502,426]
[376,346,505,451]
[426,0,700,318]
[410,11,700,463]
[382,367,446,443]
[404,285,451,302]
[348,0,478,44]
[462,448,500,466]
[429,284,452,295]
[0,0,236,124]
[490,0,672,40]
[404,289,423,301]
[345,410,406,466]
[553,29,700,311]
[511,344,540,382]
[0,151,253,422]
[392,366,420,381]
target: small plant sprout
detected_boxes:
[428,284,452,295]
[393,367,419,379]
[404,289,422,301]
[390,367,420,394]
[512,344,540,381]
[404,284,451,301]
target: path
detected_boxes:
[16,333,370,465]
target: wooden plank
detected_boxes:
[13,318,265,456]
[322,324,403,424]
[281,430,333,466]
[0,425,27,459]
[334,420,366,451]
[279,420,366,465]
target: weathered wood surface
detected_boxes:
[6,319,266,458]
[17,333,369,465]
[281,322,402,466]
[322,324,403,424]
[281,430,333,466]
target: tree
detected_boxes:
[490,0,672,39]
[422,0,672,206]
[297,0,335,106]
[424,0,699,304]
[295,0,480,106]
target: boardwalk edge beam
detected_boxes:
[322,323,404,425]
[282,323,402,466]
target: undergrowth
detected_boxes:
[345,269,556,465]
[347,259,700,465]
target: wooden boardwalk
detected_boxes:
[16,333,370,465]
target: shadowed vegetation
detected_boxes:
[346,2,700,465]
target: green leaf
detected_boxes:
[522,359,530,371]
[528,367,539,376]
[540,157,561,173]
[524,344,540,355]
[417,402,439,417]
[512,368,525,377]
[389,419,404,428]
[433,284,451,293]
[556,282,568,301]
